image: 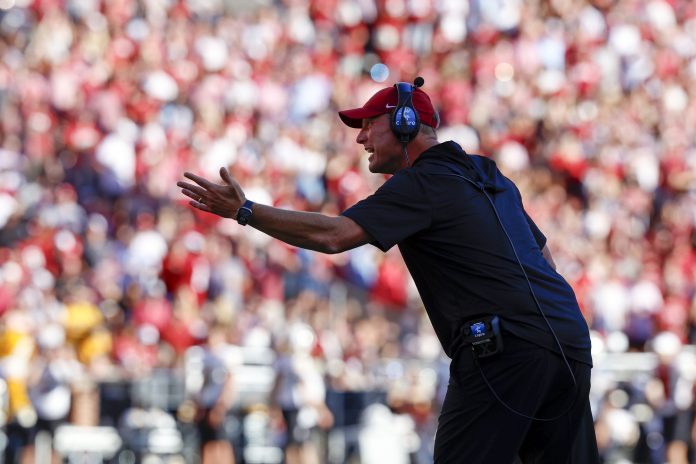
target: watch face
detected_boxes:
[237,207,252,225]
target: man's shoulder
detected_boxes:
[414,141,492,172]
[415,140,463,163]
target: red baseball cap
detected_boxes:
[338,85,439,129]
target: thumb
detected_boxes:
[219,167,235,185]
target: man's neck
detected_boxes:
[408,137,440,165]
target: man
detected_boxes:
[177,81,599,463]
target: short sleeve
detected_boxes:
[341,172,432,252]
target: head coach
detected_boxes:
[178,78,600,463]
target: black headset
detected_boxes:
[390,77,425,144]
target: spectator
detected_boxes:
[270,323,333,464]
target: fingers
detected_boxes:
[189,200,212,213]
[177,181,207,199]
[179,173,212,212]
[183,171,214,189]
[179,187,203,202]
[179,169,240,217]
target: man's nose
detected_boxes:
[356,128,367,144]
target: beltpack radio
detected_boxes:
[460,315,503,358]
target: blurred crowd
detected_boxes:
[0,0,695,462]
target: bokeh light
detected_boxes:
[370,63,390,82]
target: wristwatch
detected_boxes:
[236,199,254,226]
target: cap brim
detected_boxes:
[338,107,388,128]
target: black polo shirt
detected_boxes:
[342,141,592,365]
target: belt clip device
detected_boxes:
[462,316,503,358]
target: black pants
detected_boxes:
[434,332,599,464]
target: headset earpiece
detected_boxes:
[390,81,421,144]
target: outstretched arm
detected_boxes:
[177,167,372,254]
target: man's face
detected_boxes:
[355,114,404,174]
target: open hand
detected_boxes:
[177,167,245,219]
